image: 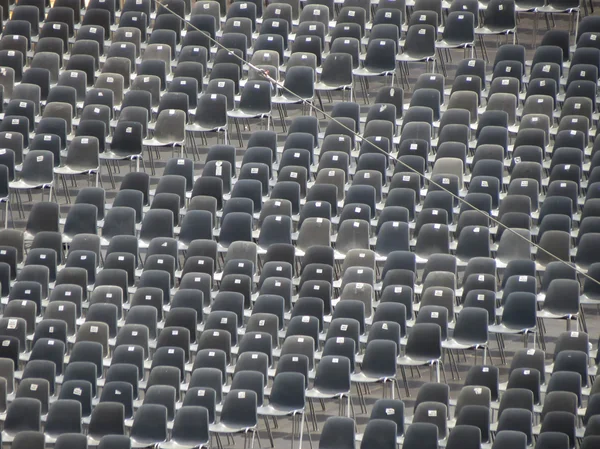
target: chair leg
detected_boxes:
[234,118,243,147]
[579,306,588,333]
[263,416,274,448]
[532,13,539,48]
[292,414,304,449]
[304,412,313,449]
[307,398,318,431]
[14,191,24,218]
[104,161,116,189]
[573,10,580,46]
[399,365,410,397]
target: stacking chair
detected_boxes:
[319,416,355,449]
[476,0,517,61]
[306,355,352,426]
[54,137,100,203]
[397,323,444,396]
[228,80,273,146]
[353,38,397,103]
[396,25,437,87]
[209,389,259,448]
[9,151,55,211]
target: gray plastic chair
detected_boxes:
[144,109,186,159]
[162,406,210,449]
[319,416,355,449]
[9,150,55,204]
[209,389,258,447]
[54,137,100,202]
[129,404,168,447]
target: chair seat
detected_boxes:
[436,40,474,49]
[306,387,349,399]
[186,124,227,133]
[397,355,438,366]
[228,109,271,119]
[314,81,352,91]
[475,26,515,35]
[209,421,257,434]
[537,4,579,12]
[351,371,392,383]
[99,151,139,161]
[489,321,536,334]
[353,67,395,77]
[257,404,303,416]
[396,53,435,62]
[272,94,307,105]
[54,165,99,176]
[143,137,185,146]
[9,180,52,189]
[160,437,210,449]
[537,309,578,320]
[442,339,486,350]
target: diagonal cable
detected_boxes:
[149,0,600,287]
